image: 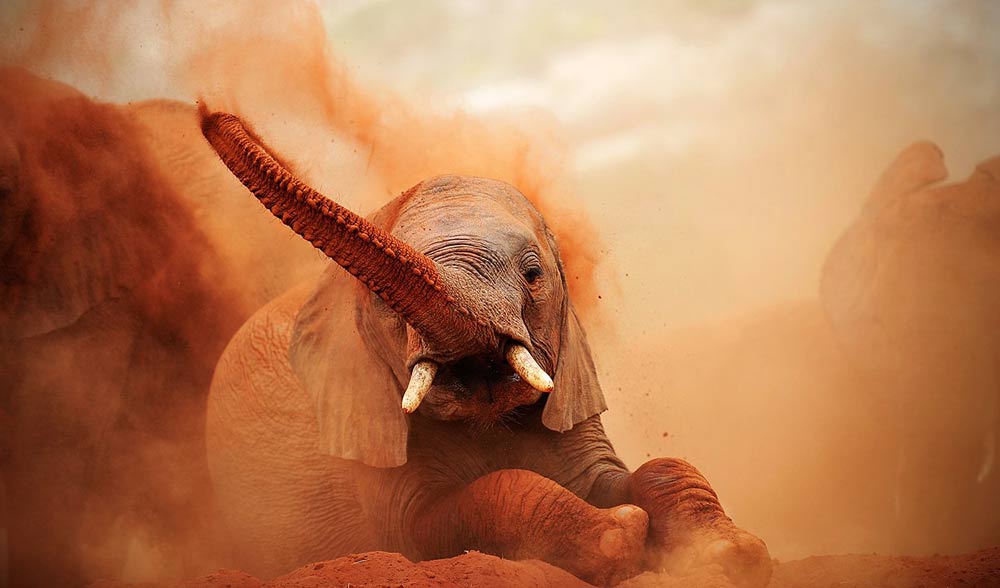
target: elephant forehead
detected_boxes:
[391,176,543,253]
[403,175,540,222]
[398,207,536,252]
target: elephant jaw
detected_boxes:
[400,314,554,421]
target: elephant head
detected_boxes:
[201,110,605,467]
[819,141,1000,551]
[821,141,1000,402]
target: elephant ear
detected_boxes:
[542,304,608,432]
[540,223,608,432]
[288,264,409,468]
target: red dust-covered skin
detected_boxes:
[626,458,772,587]
[412,469,648,586]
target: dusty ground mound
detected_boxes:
[89,551,586,588]
[270,552,584,588]
[91,547,1000,588]
[769,547,1000,588]
[621,546,1000,588]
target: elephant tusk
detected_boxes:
[402,361,438,414]
[505,344,554,393]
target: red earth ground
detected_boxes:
[90,547,1000,588]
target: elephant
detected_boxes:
[200,109,773,587]
[820,141,1000,554]
[0,67,248,587]
[611,142,1000,559]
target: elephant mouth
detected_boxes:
[415,354,545,423]
[437,355,521,397]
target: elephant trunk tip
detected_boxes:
[196,99,210,124]
[198,101,228,141]
[198,109,483,355]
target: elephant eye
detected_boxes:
[523,266,543,284]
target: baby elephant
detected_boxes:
[201,110,771,587]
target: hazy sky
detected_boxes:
[3,0,998,328]
[320,0,1000,329]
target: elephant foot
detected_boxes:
[413,469,648,587]
[565,503,649,587]
[650,522,771,588]
[626,458,772,588]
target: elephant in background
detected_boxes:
[820,142,1000,553]
[0,68,325,587]
[0,66,238,587]
[200,110,773,588]
[606,142,1000,559]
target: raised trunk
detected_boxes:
[200,109,486,350]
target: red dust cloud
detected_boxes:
[1,1,999,587]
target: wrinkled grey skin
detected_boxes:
[206,174,769,586]
[821,142,1000,553]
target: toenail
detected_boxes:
[615,506,636,519]
[599,528,625,557]
[706,538,735,560]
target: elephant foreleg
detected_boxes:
[591,458,771,587]
[410,468,648,586]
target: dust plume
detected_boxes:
[0,66,246,587]
[1,0,999,586]
[0,1,599,585]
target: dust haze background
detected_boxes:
[2,0,999,578]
